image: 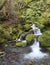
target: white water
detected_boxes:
[24,24,48,59]
[18,35,26,43]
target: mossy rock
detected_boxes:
[24,24,31,31]
[38,29,50,47]
[25,33,34,45]
[16,42,27,47]
[27,61,34,65]
[47,48,50,51]
[0,51,4,54]
[0,51,5,58]
[0,38,7,44]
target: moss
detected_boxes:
[16,42,27,47]
[0,26,12,41]
[25,33,34,45]
[47,48,50,51]
[12,27,17,34]
[38,29,50,47]
[24,24,31,31]
[12,35,18,41]
[0,25,23,44]
[0,15,6,21]
[0,26,4,34]
[17,24,22,29]
[0,38,7,44]
[17,30,23,37]
[4,32,11,40]
[27,61,34,65]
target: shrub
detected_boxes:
[24,24,31,31]
[17,30,23,38]
[38,29,50,47]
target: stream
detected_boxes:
[0,46,50,65]
[0,24,50,65]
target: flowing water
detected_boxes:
[18,34,27,43]
[24,24,48,59]
[0,24,50,65]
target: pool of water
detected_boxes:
[0,46,50,65]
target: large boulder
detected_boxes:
[25,33,34,45]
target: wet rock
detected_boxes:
[8,61,20,65]
[0,51,5,58]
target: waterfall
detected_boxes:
[18,34,27,43]
[24,24,48,59]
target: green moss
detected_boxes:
[38,29,50,47]
[47,48,50,51]
[0,26,4,34]
[24,24,31,30]
[26,33,34,45]
[17,24,22,29]
[0,38,7,44]
[12,35,18,41]
[16,42,27,47]
[12,27,17,34]
[4,31,11,40]
[0,26,12,42]
[27,61,34,65]
[17,30,23,37]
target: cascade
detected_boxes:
[24,24,48,59]
[18,34,26,43]
[18,24,48,59]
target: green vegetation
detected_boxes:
[38,29,50,47]
[26,33,34,45]
[0,25,16,44]
[0,0,7,10]
[0,0,50,50]
[16,42,26,47]
[24,24,32,31]
[26,61,34,65]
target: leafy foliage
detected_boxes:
[0,0,50,48]
[38,29,50,46]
